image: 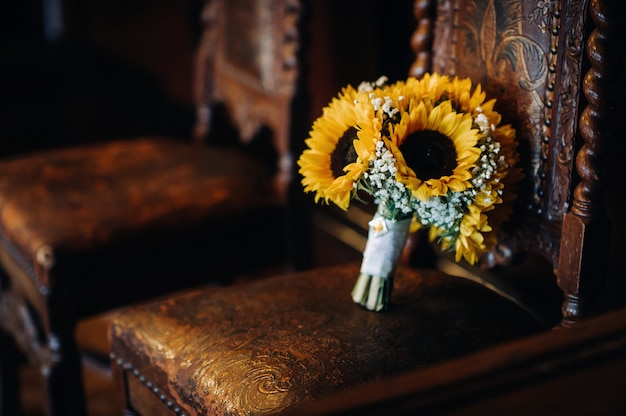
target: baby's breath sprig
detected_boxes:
[358,140,415,220]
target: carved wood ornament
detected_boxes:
[194,0,301,196]
[411,0,614,324]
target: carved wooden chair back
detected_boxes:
[194,0,302,196]
[409,0,615,327]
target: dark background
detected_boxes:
[0,0,414,157]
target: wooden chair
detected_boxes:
[109,0,619,414]
[0,0,306,414]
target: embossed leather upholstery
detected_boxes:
[111,263,541,414]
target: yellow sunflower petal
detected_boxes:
[297,84,378,209]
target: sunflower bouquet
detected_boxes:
[298,73,522,311]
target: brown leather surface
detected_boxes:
[110,263,546,415]
[0,137,277,287]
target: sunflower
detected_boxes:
[454,205,492,264]
[416,73,453,105]
[297,85,378,210]
[429,108,521,264]
[474,123,523,254]
[387,99,482,201]
[447,77,504,131]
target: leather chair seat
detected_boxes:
[110,263,546,415]
[0,137,283,315]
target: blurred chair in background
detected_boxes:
[0,0,308,414]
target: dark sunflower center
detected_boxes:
[400,130,457,180]
[330,127,359,178]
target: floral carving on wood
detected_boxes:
[450,0,552,213]
[550,0,587,220]
[427,0,590,267]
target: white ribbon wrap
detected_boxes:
[360,215,412,277]
[352,213,412,311]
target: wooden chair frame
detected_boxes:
[409,0,615,327]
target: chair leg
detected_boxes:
[42,332,87,416]
[0,329,22,416]
[111,355,140,416]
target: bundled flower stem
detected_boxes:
[351,210,412,311]
[298,73,522,311]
